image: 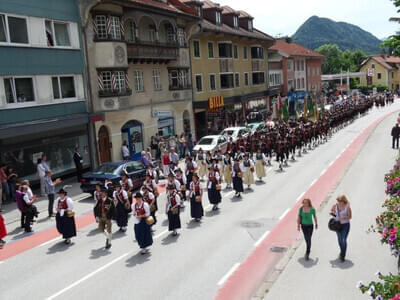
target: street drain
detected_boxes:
[270,246,287,253]
[241,221,263,228]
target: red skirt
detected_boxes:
[0,214,7,239]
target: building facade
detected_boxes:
[0,0,89,182]
[360,55,400,91]
[79,0,198,163]
[183,0,275,138]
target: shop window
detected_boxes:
[177,27,185,46]
[235,73,240,87]
[243,46,247,59]
[134,70,144,92]
[52,76,76,99]
[153,69,162,91]
[95,15,107,39]
[45,20,70,47]
[210,74,216,91]
[125,19,135,42]
[193,40,200,57]
[252,72,265,85]
[218,43,232,58]
[208,42,214,58]
[4,77,35,104]
[122,120,143,159]
[0,14,28,44]
[195,74,203,92]
[233,45,238,59]
[251,47,263,59]
[220,73,234,89]
[244,72,249,86]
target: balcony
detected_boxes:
[127,41,179,64]
[98,88,132,98]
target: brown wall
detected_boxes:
[306,58,322,92]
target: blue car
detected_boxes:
[80,160,147,194]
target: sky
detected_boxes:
[219,0,400,39]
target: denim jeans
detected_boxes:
[301,224,314,254]
[2,182,10,202]
[336,223,350,258]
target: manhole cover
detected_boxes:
[270,246,287,253]
[241,221,263,228]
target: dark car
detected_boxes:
[80,160,147,194]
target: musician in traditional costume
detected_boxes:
[167,172,181,192]
[189,174,204,221]
[166,184,182,236]
[142,186,157,226]
[113,184,129,232]
[132,192,153,254]
[223,152,233,189]
[175,169,187,208]
[94,189,115,249]
[253,148,267,181]
[120,172,133,200]
[207,167,222,211]
[196,148,207,180]
[242,154,255,189]
[185,155,197,190]
[146,164,157,181]
[232,157,244,197]
[205,152,212,177]
[215,150,224,180]
[54,188,76,245]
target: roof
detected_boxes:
[237,10,252,19]
[201,19,274,41]
[221,5,238,15]
[269,40,324,58]
[202,0,220,9]
[127,0,198,17]
[360,55,400,70]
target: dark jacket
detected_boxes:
[73,152,83,169]
[392,126,400,138]
[94,197,115,219]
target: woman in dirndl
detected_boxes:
[196,149,207,180]
[166,184,182,236]
[132,192,153,254]
[223,153,233,189]
[0,213,7,248]
[232,157,244,197]
[253,148,267,181]
[113,184,129,232]
[55,188,77,244]
[207,167,222,211]
[190,174,204,221]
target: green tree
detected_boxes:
[351,49,368,70]
[380,35,400,56]
[315,44,343,74]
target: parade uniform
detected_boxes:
[207,172,222,207]
[94,195,115,248]
[113,189,129,230]
[185,160,197,189]
[232,162,244,194]
[133,201,153,250]
[143,191,157,225]
[176,173,187,202]
[253,152,267,179]
[166,192,182,232]
[55,196,77,242]
[242,158,255,186]
[120,178,133,200]
[196,152,207,179]
[223,156,233,186]
[189,180,204,220]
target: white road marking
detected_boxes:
[279,208,290,220]
[223,191,235,198]
[309,178,317,188]
[153,229,168,240]
[296,191,306,202]
[328,160,335,167]
[217,262,240,286]
[254,230,270,247]
[46,252,130,300]
[38,237,62,248]
[320,168,327,176]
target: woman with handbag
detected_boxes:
[207,167,222,211]
[232,157,244,197]
[132,192,153,254]
[166,184,182,236]
[189,174,204,222]
[142,186,157,226]
[297,198,318,260]
[330,195,352,262]
[54,188,76,245]
[113,184,129,232]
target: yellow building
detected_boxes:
[360,55,400,91]
[183,0,275,138]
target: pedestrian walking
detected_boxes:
[44,170,61,218]
[73,147,83,182]
[297,198,318,261]
[132,192,153,254]
[196,149,207,180]
[6,166,17,202]
[36,158,46,196]
[189,174,203,221]
[166,184,181,236]
[21,185,38,233]
[232,157,244,197]
[253,148,267,181]
[113,184,129,232]
[207,167,222,211]
[54,188,77,245]
[392,123,400,149]
[223,153,233,189]
[0,212,6,248]
[162,149,170,178]
[94,188,115,249]
[330,195,352,262]
[15,185,25,228]
[242,154,255,189]
[122,140,130,160]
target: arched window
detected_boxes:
[125,19,135,42]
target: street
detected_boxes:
[1,103,399,300]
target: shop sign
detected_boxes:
[208,96,224,110]
[152,110,173,118]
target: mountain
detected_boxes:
[292,16,382,53]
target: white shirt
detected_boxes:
[113,190,128,205]
[207,172,220,189]
[54,197,74,217]
[120,178,133,190]
[27,186,33,200]
[23,193,30,204]
[232,163,245,176]
[253,153,267,163]
[167,178,181,190]
[241,159,254,172]
[93,190,101,205]
[122,145,130,157]
[37,163,46,178]
[166,192,182,211]
[176,173,187,185]
[132,201,150,224]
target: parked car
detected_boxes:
[80,160,148,194]
[247,122,265,134]
[193,135,228,155]
[220,127,250,142]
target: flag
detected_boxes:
[303,97,308,118]
[308,96,314,118]
[282,101,289,122]
[278,94,283,111]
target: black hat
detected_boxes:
[114,182,122,188]
[135,192,143,198]
[58,188,67,195]
[100,188,108,193]
[167,184,175,190]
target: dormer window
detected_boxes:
[248,19,253,31]
[216,11,222,25]
[233,16,238,28]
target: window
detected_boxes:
[153,69,161,91]
[218,43,232,58]
[4,77,35,103]
[100,71,112,91]
[235,73,240,87]
[195,74,202,92]
[233,45,238,59]
[177,28,185,46]
[134,70,144,92]
[296,78,300,89]
[52,76,76,99]
[216,11,222,25]
[99,70,128,95]
[45,20,70,47]
[248,20,253,31]
[301,78,305,89]
[125,19,135,42]
[371,64,375,69]
[110,16,121,39]
[243,46,248,59]
[311,68,315,76]
[287,60,293,71]
[392,72,395,79]
[269,72,282,86]
[288,79,294,91]
[95,15,107,39]
[377,73,382,80]
[169,69,190,90]
[244,72,249,86]
[251,47,263,59]
[115,71,126,92]
[208,42,214,58]
[166,25,175,44]
[210,74,216,91]
[233,16,238,28]
[300,61,304,71]
[169,70,179,88]
[220,73,234,89]
[193,40,200,57]
[0,14,29,44]
[252,72,265,85]
[148,25,156,42]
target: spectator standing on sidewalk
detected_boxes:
[169,148,179,168]
[6,167,18,202]
[0,212,6,248]
[122,140,130,160]
[36,158,46,196]
[297,198,318,261]
[330,195,352,262]
[162,150,170,177]
[45,170,61,218]
[187,134,194,156]
[179,133,186,158]
[0,163,10,208]
[391,123,400,149]
[168,135,176,152]
[150,136,158,159]
[73,147,83,182]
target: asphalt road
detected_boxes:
[1,102,399,300]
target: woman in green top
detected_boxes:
[297,198,318,260]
